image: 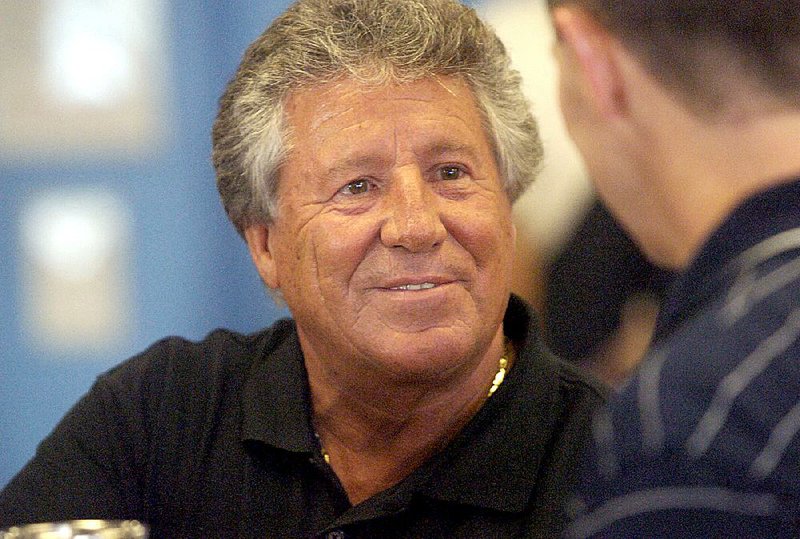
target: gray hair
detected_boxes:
[213,0,543,236]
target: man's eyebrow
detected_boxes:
[423,141,482,161]
[325,155,390,177]
[324,142,483,177]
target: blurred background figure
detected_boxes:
[545,199,675,387]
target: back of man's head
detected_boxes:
[548,0,800,116]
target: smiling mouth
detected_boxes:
[389,282,437,291]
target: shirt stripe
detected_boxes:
[686,308,800,458]
[566,486,777,539]
[723,256,800,325]
[593,408,617,480]
[638,350,667,456]
[749,397,800,480]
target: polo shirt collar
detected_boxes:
[654,176,800,342]
[240,319,317,453]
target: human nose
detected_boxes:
[379,167,447,252]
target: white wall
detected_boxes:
[479,0,593,259]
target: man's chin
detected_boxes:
[362,329,480,376]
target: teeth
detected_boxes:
[392,282,436,291]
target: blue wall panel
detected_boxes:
[0,0,292,488]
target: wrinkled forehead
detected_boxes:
[281,75,494,156]
[292,75,467,116]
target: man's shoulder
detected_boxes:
[656,270,800,387]
[607,284,800,480]
[97,318,297,402]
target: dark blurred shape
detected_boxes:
[545,200,675,383]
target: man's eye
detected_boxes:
[439,166,464,180]
[341,179,371,195]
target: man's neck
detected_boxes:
[646,107,800,270]
[303,330,508,505]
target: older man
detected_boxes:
[0,0,604,536]
[548,0,800,536]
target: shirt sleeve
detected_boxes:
[0,373,147,527]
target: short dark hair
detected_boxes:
[548,0,800,114]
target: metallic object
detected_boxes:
[0,520,148,538]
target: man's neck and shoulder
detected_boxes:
[103,292,604,405]
[313,294,606,532]
[652,109,800,268]
[616,49,800,268]
[100,295,604,522]
[603,33,800,347]
[654,176,800,342]
[606,178,800,501]
[614,100,800,422]
[254,292,605,483]
[610,133,800,475]
[628,172,800,368]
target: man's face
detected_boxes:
[251,77,515,382]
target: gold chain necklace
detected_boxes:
[487,338,512,397]
[317,339,513,464]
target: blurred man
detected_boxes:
[548,0,800,536]
[0,1,605,536]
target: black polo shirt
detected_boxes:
[0,295,605,538]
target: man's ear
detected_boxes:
[552,5,628,120]
[244,223,280,290]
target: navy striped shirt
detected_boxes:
[567,178,800,537]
